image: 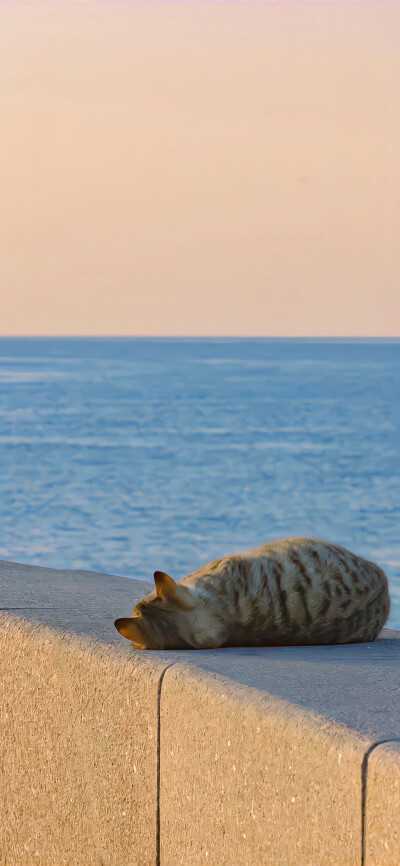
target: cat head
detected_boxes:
[114,571,200,649]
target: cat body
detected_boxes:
[114,537,390,650]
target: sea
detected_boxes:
[0,337,399,629]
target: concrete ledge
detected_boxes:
[0,615,169,866]
[365,741,400,866]
[1,560,399,866]
[0,560,166,866]
[161,663,368,866]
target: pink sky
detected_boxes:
[1,2,399,337]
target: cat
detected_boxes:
[114,537,390,650]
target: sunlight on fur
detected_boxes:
[114,537,390,651]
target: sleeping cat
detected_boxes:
[114,537,390,650]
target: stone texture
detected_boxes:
[365,741,400,866]
[160,631,400,866]
[0,558,153,643]
[161,630,400,740]
[160,664,368,866]
[1,559,399,866]
[0,560,165,866]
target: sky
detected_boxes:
[1,2,399,337]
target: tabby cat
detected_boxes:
[114,537,390,650]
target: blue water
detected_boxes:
[0,337,399,628]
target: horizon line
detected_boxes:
[1,335,399,341]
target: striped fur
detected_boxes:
[114,537,390,650]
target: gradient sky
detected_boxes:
[1,2,399,337]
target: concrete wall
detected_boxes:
[365,742,400,866]
[1,560,399,866]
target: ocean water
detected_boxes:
[0,337,399,629]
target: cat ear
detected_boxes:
[114,617,147,647]
[154,571,196,610]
